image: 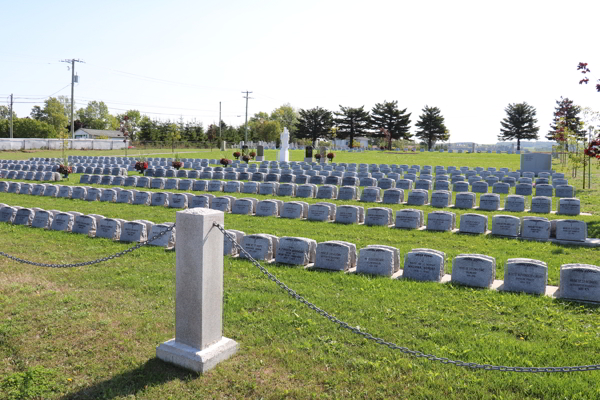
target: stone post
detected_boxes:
[156,208,238,373]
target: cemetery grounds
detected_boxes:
[1,148,600,399]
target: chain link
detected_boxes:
[215,222,600,373]
[0,223,175,268]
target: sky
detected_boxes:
[1,0,599,144]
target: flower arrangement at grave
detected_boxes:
[249,151,256,159]
[135,156,148,174]
[327,152,335,161]
[220,158,232,166]
[242,155,251,163]
[233,151,241,160]
[172,154,183,170]
[315,153,322,161]
[57,163,73,177]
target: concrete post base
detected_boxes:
[255,156,264,161]
[157,337,238,373]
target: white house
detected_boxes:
[74,128,125,140]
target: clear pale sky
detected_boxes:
[1,0,599,143]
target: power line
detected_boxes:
[60,58,84,138]
[242,91,253,143]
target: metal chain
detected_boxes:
[0,223,175,268]
[215,222,600,373]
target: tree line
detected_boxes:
[0,96,594,151]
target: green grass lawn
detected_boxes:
[2,149,600,399]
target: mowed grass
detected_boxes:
[1,149,600,399]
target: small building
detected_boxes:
[333,137,369,148]
[74,128,125,140]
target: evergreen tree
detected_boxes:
[415,105,449,150]
[370,100,411,150]
[498,102,539,150]
[547,97,584,141]
[294,107,334,146]
[334,106,370,148]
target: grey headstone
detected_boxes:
[335,205,364,224]
[554,219,587,242]
[395,209,424,229]
[30,210,52,229]
[281,201,308,219]
[403,249,446,282]
[559,264,600,302]
[193,180,208,191]
[0,206,18,223]
[356,246,398,276]
[382,189,404,204]
[120,221,148,242]
[426,211,456,231]
[211,197,232,212]
[117,190,134,204]
[259,182,279,195]
[72,215,97,236]
[458,213,488,234]
[275,237,317,265]
[535,184,553,197]
[148,223,176,249]
[337,186,359,200]
[207,180,224,192]
[430,190,452,208]
[479,193,500,211]
[504,195,526,212]
[296,184,316,198]
[71,186,87,200]
[503,258,548,295]
[190,195,213,208]
[277,183,297,197]
[520,217,551,240]
[530,196,552,214]
[169,193,188,208]
[314,241,357,271]
[364,207,393,226]
[50,212,74,232]
[491,215,521,237]
[316,185,338,199]
[451,254,496,288]
[240,234,279,261]
[406,189,428,206]
[492,183,510,194]
[256,200,280,217]
[223,229,245,256]
[133,191,151,206]
[224,181,243,193]
[151,192,169,207]
[95,218,122,240]
[57,186,72,199]
[232,198,255,215]
[100,189,117,203]
[557,198,580,216]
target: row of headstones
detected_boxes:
[77,174,583,216]
[2,163,127,176]
[222,233,597,302]
[203,196,587,243]
[1,181,586,242]
[0,181,192,208]
[0,203,175,248]
[0,170,62,182]
[138,168,573,198]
